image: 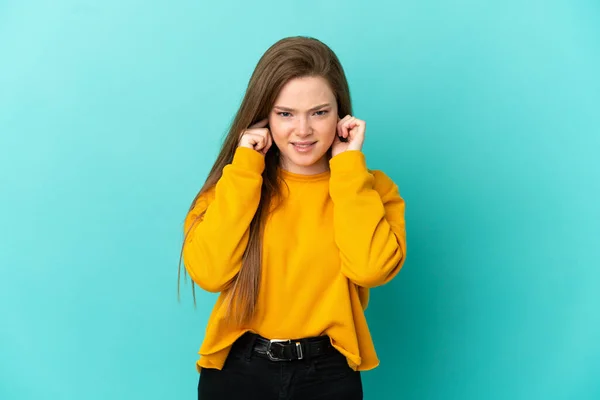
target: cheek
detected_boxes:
[267,118,288,144]
[318,118,338,140]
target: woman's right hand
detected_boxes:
[238,119,272,155]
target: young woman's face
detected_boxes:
[268,76,339,175]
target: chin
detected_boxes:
[293,149,328,163]
[277,142,332,172]
[292,153,329,171]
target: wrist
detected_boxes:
[238,143,264,155]
[347,141,363,152]
[329,150,367,171]
[233,146,266,171]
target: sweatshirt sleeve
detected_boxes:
[329,150,407,288]
[182,147,265,293]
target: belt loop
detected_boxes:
[244,333,258,361]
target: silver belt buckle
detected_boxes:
[266,339,304,361]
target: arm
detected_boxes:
[182,147,264,292]
[329,151,407,288]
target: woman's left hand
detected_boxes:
[331,115,366,157]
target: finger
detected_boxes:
[356,119,366,136]
[257,128,271,153]
[253,134,267,151]
[344,117,358,138]
[260,127,271,138]
[244,128,269,140]
[349,119,365,136]
[244,132,265,149]
[344,117,357,128]
[244,128,270,137]
[337,117,346,138]
[249,118,269,129]
[337,115,351,128]
[343,118,356,138]
[262,131,273,154]
[339,115,352,138]
[338,115,352,126]
[340,121,348,139]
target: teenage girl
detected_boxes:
[180,36,407,400]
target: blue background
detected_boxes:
[1,1,599,399]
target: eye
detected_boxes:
[277,112,292,117]
[314,110,328,116]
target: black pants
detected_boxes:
[198,334,363,399]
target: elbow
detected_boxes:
[182,245,234,293]
[347,265,400,288]
[195,278,230,293]
[184,260,232,293]
[344,250,405,288]
[348,272,388,288]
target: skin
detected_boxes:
[238,76,366,174]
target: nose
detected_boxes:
[296,116,311,137]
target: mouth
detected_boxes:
[290,141,317,153]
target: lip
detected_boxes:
[291,141,317,145]
[290,141,316,153]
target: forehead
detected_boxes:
[274,76,336,108]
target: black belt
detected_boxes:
[234,332,334,362]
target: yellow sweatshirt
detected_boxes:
[183,147,406,372]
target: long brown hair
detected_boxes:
[178,36,353,325]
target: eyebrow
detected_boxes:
[273,103,332,112]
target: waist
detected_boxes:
[231,331,335,362]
